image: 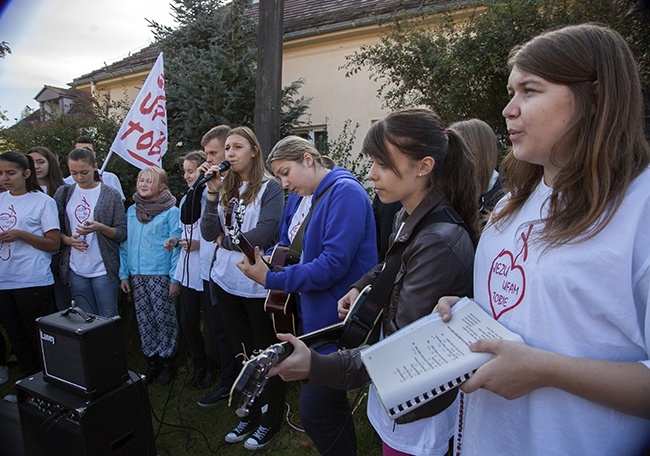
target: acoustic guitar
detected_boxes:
[226,199,297,335]
[225,198,264,265]
[263,245,299,335]
[229,285,378,418]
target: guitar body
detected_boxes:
[230,285,377,417]
[264,245,299,335]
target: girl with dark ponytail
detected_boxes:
[269,108,479,456]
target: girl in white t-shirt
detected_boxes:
[163,150,211,388]
[436,24,650,455]
[55,148,126,318]
[0,152,60,377]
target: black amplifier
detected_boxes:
[36,308,129,397]
[16,371,156,456]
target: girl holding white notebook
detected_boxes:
[437,24,650,456]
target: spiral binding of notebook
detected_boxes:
[388,370,474,418]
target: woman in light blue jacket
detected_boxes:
[119,166,181,387]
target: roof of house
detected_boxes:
[71,0,457,86]
[34,85,92,102]
[280,0,456,37]
[8,85,93,129]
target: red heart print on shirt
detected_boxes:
[0,205,17,232]
[75,197,91,224]
[0,205,17,261]
[487,224,532,319]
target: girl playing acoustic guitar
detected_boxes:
[238,135,377,455]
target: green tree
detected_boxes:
[0,41,11,124]
[0,94,145,202]
[0,41,10,59]
[343,0,650,135]
[327,119,372,194]
[149,0,311,151]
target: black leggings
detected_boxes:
[213,283,286,426]
[0,286,54,375]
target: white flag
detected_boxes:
[110,52,167,169]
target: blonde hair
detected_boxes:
[267,136,336,170]
[137,166,168,194]
[181,150,207,167]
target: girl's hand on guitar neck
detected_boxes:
[237,246,268,286]
[268,333,312,382]
[337,287,360,320]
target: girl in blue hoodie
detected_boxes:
[239,135,377,455]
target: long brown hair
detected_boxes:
[448,119,501,195]
[220,127,273,206]
[493,24,650,246]
[362,108,480,240]
[27,146,65,196]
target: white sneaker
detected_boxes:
[0,365,8,385]
[3,394,17,403]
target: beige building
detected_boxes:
[71,0,461,155]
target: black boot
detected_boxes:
[155,356,176,387]
[143,355,160,385]
[186,355,207,389]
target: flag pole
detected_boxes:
[99,149,114,174]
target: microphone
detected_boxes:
[192,161,231,189]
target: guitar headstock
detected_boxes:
[224,199,234,230]
[229,343,291,417]
[233,198,246,227]
[225,198,243,244]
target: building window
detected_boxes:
[293,126,328,154]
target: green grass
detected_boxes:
[140,361,381,455]
[1,305,383,455]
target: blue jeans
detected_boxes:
[69,271,119,317]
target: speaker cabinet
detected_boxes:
[16,371,156,456]
[36,310,128,397]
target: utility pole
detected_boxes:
[254,0,284,159]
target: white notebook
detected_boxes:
[360,297,524,420]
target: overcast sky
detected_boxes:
[0,0,175,127]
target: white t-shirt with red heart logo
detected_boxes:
[461,168,650,456]
[67,185,106,278]
[0,190,59,289]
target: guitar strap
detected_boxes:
[338,206,470,349]
[285,183,334,265]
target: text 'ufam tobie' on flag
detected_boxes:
[109,52,167,170]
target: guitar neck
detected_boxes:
[273,322,345,363]
[236,233,257,264]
